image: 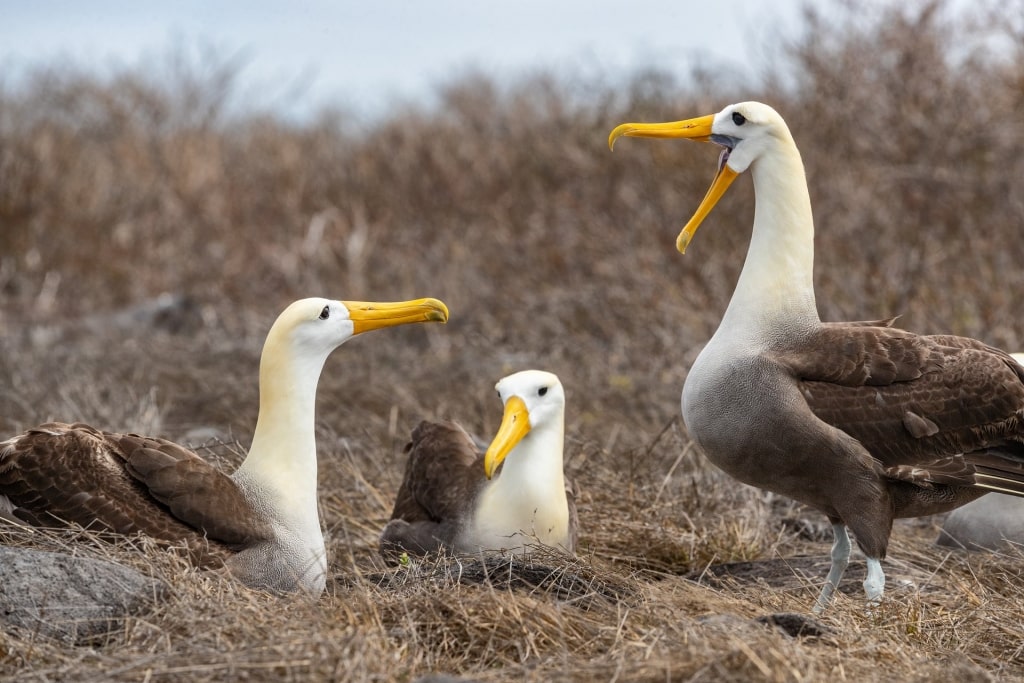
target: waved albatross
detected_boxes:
[609,101,1024,613]
[0,296,449,595]
[380,370,577,557]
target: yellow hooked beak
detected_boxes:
[483,395,531,480]
[608,114,739,254]
[343,298,449,335]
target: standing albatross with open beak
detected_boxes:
[380,370,577,557]
[610,102,1024,613]
[0,296,448,595]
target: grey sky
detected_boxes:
[1,1,806,118]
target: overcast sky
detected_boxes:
[1,1,809,119]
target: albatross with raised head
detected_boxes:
[380,370,577,557]
[609,102,1024,613]
[0,296,449,595]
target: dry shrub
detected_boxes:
[2,0,1023,680]
[779,0,1024,343]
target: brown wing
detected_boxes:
[776,324,944,387]
[380,420,486,556]
[0,422,269,553]
[118,434,272,547]
[776,325,1024,492]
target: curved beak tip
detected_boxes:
[607,123,636,151]
[676,232,693,254]
[427,300,450,323]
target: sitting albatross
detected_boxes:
[609,102,1024,613]
[0,296,449,595]
[380,370,577,557]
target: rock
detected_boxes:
[0,546,168,644]
[937,494,1024,552]
[698,612,836,641]
[755,612,836,639]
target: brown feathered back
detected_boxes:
[0,422,273,565]
[784,327,1024,486]
[380,420,486,556]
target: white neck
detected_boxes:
[717,138,820,344]
[232,341,325,524]
[495,420,566,495]
[473,418,568,550]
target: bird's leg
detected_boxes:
[863,557,885,606]
[813,523,851,614]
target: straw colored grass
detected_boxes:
[2,0,1023,679]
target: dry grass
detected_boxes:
[2,0,1024,679]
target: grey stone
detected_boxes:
[0,546,168,644]
[937,494,1024,552]
[755,612,836,639]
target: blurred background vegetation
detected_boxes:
[3,2,1022,336]
[2,2,1022,327]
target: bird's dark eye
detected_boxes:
[538,386,548,397]
[319,306,330,320]
[732,112,746,126]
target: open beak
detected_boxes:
[483,396,531,480]
[343,298,449,335]
[608,114,739,254]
